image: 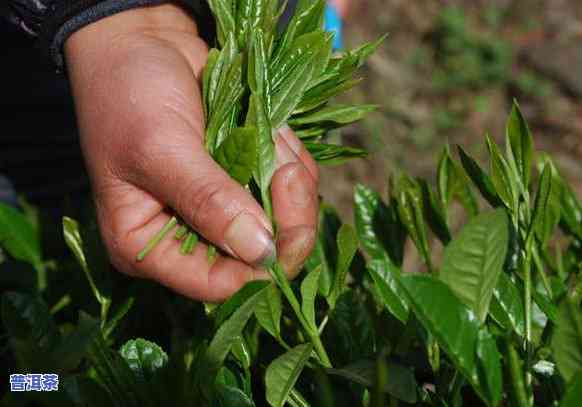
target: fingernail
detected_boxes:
[287,166,313,207]
[278,124,302,155]
[225,211,276,267]
[275,132,299,168]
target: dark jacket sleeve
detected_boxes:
[3,0,213,68]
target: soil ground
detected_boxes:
[321,0,582,222]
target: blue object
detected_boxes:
[324,3,343,50]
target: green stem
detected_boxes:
[505,340,530,407]
[521,249,533,393]
[269,264,332,367]
[137,216,178,261]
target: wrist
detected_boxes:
[65,3,198,58]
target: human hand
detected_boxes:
[64,4,319,302]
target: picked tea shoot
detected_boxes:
[138,0,383,261]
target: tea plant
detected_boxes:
[1,2,582,407]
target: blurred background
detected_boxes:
[1,0,582,224]
[323,0,582,221]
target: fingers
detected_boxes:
[125,114,276,268]
[95,183,269,302]
[272,127,320,278]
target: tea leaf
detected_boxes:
[214,281,270,328]
[204,284,268,376]
[476,329,503,407]
[265,344,313,407]
[367,259,409,324]
[272,0,326,66]
[394,175,431,268]
[51,312,100,372]
[458,146,503,208]
[561,372,582,406]
[203,48,220,118]
[216,384,255,407]
[0,202,42,271]
[63,217,111,314]
[304,143,367,166]
[119,338,168,383]
[330,224,358,307]
[255,283,282,339]
[491,273,525,337]
[440,209,509,323]
[215,127,258,185]
[506,101,533,190]
[296,78,362,114]
[249,93,276,216]
[304,205,341,297]
[551,297,582,382]
[326,360,417,403]
[560,181,582,240]
[354,184,405,266]
[206,53,244,153]
[531,163,561,244]
[486,135,518,211]
[301,267,321,330]
[207,0,236,47]
[1,291,58,345]
[419,179,452,244]
[397,274,491,403]
[437,146,479,218]
[289,104,377,126]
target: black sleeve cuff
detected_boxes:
[40,0,213,69]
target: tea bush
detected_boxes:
[2,1,582,406]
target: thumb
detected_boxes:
[131,129,275,267]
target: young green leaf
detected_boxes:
[206,53,245,153]
[393,174,431,268]
[207,0,236,47]
[63,217,111,318]
[506,101,534,190]
[271,0,326,67]
[1,291,58,345]
[304,204,341,297]
[215,127,258,185]
[213,281,270,328]
[354,184,405,266]
[476,329,503,407]
[551,297,582,382]
[530,163,561,244]
[419,179,452,244]
[560,181,582,240]
[301,267,322,330]
[486,135,518,211]
[561,372,582,407]
[457,146,503,208]
[397,274,492,404]
[119,338,169,383]
[329,224,359,307]
[248,93,276,217]
[491,273,525,337]
[265,344,314,407]
[304,143,368,166]
[326,360,418,403]
[440,209,509,323]
[0,202,43,272]
[204,284,269,376]
[254,283,283,340]
[51,312,100,372]
[289,104,377,126]
[367,259,409,324]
